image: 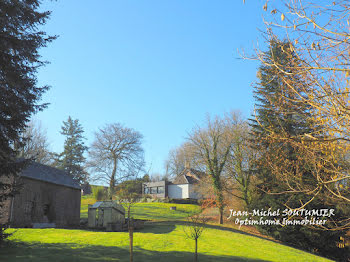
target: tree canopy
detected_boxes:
[88,123,145,197]
[0,0,54,210]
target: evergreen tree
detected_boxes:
[58,117,88,183]
[250,39,349,260]
[250,39,309,235]
[250,39,313,193]
[0,0,54,236]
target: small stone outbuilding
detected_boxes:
[88,201,125,230]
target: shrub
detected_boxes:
[0,225,15,246]
[140,195,151,203]
[163,197,170,203]
[92,186,108,201]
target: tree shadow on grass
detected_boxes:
[143,222,331,262]
[139,224,176,234]
[140,220,276,238]
[0,241,271,262]
[147,221,280,244]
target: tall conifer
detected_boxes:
[250,39,349,260]
[0,0,54,240]
[59,117,88,183]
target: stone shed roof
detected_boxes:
[20,161,80,190]
[89,201,125,215]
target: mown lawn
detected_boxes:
[80,195,201,221]
[1,196,332,261]
[1,224,332,262]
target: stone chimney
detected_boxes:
[184,160,190,169]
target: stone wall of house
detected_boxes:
[189,184,202,199]
[10,177,81,227]
[168,184,189,199]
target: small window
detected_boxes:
[157,186,164,194]
[43,204,50,216]
[150,187,157,194]
[144,187,150,194]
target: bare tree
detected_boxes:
[183,214,208,262]
[88,123,144,197]
[117,182,140,262]
[149,173,169,182]
[165,142,204,179]
[18,119,52,165]
[225,119,257,208]
[188,113,239,224]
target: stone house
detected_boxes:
[142,168,204,199]
[0,161,81,228]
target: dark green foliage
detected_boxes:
[0,0,54,240]
[115,175,150,195]
[57,117,88,183]
[250,39,314,202]
[250,39,349,261]
[0,225,15,246]
[142,174,151,183]
[92,186,108,201]
[253,195,350,260]
[250,40,313,145]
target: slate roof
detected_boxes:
[89,201,125,216]
[172,175,188,184]
[89,201,125,213]
[20,161,81,190]
[172,168,206,185]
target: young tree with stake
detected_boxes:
[117,182,140,262]
[183,214,208,262]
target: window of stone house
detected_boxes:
[157,186,164,193]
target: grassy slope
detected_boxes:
[1,195,333,262]
[3,225,332,262]
[80,195,201,220]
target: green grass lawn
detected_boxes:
[2,224,332,262]
[80,195,201,220]
[0,195,332,261]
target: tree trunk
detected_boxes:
[128,206,131,224]
[212,174,224,224]
[194,238,198,262]
[218,208,223,224]
[243,184,251,208]
[109,157,117,199]
[0,226,3,245]
[216,187,224,225]
[129,224,134,262]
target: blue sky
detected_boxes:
[35,0,268,177]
